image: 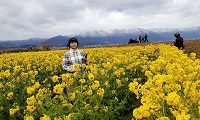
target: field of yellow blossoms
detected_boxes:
[0,43,200,120]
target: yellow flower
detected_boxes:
[9,108,15,115]
[33,82,41,89]
[97,88,104,98]
[190,52,196,59]
[114,97,118,102]
[156,117,170,120]
[73,72,79,78]
[112,90,116,94]
[86,110,92,114]
[40,114,51,120]
[82,63,86,69]
[4,70,11,78]
[198,106,200,115]
[79,79,86,84]
[94,105,99,111]
[26,105,36,112]
[87,89,93,96]
[69,93,76,100]
[145,71,153,79]
[26,96,36,106]
[27,87,35,95]
[100,69,105,76]
[114,71,120,77]
[91,80,100,90]
[53,84,64,94]
[133,105,150,119]
[7,92,13,100]
[74,63,80,70]
[104,81,109,88]
[129,81,139,94]
[165,92,180,106]
[52,75,59,83]
[13,65,21,73]
[68,78,74,85]
[176,112,190,120]
[64,113,74,120]
[61,74,70,81]
[88,73,94,81]
[116,79,123,87]
[103,106,108,112]
[0,82,3,89]
[24,115,34,120]
[69,67,73,72]
[54,117,63,120]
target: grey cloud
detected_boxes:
[0,0,200,40]
[82,0,171,13]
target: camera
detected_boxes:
[82,54,88,64]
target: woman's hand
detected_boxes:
[74,69,80,72]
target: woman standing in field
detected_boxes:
[62,37,88,73]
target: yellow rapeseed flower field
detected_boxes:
[0,43,200,120]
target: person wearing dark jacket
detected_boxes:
[174,32,184,49]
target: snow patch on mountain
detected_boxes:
[77,29,110,37]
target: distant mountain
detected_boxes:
[0,38,48,48]
[43,35,70,47]
[0,26,200,48]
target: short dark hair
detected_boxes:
[68,37,79,47]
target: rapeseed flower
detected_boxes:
[103,106,108,112]
[13,65,21,73]
[53,84,64,94]
[27,87,35,95]
[74,63,80,70]
[176,112,190,120]
[190,52,196,59]
[33,82,41,89]
[79,79,86,84]
[156,117,170,120]
[91,80,100,90]
[24,115,34,120]
[87,89,93,96]
[61,74,71,81]
[0,82,3,89]
[7,92,13,100]
[88,73,94,81]
[64,113,74,120]
[69,93,76,100]
[40,114,51,120]
[26,96,36,106]
[26,105,36,112]
[97,88,104,98]
[52,75,59,83]
[165,92,180,106]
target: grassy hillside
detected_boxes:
[183,39,200,58]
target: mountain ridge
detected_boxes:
[0,26,200,49]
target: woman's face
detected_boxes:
[70,41,78,49]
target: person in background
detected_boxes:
[174,32,184,49]
[62,37,89,73]
[139,35,142,43]
[144,34,149,43]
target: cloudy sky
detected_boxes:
[0,0,200,40]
